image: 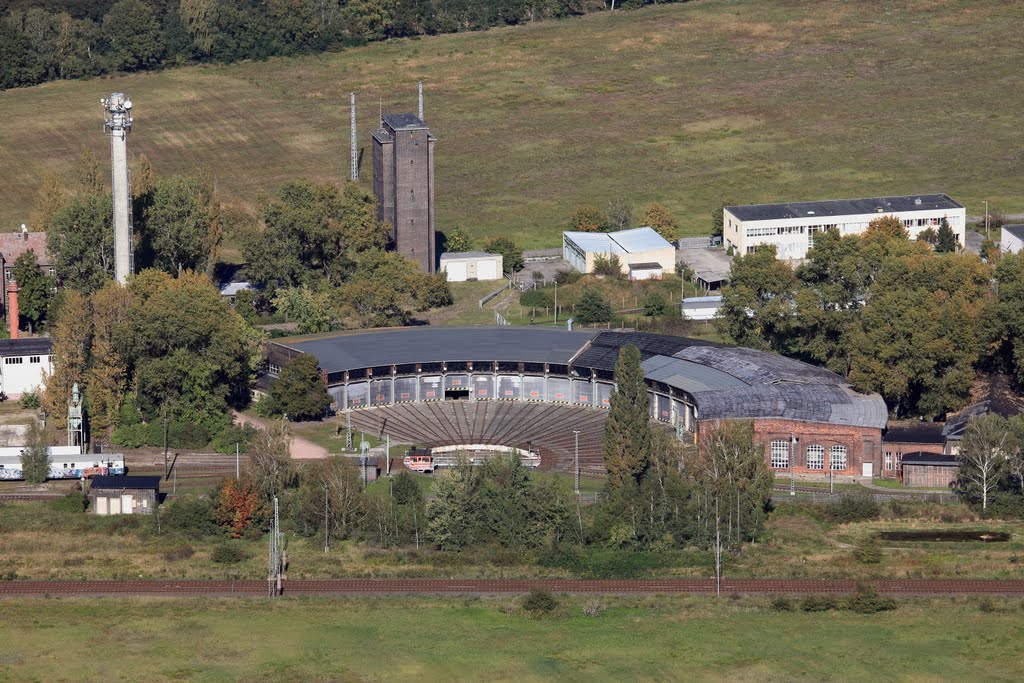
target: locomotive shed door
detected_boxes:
[109,496,121,514]
[121,495,134,514]
[96,496,108,515]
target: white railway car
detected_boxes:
[0,447,125,481]
[403,444,541,473]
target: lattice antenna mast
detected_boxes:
[418,80,424,121]
[350,92,358,182]
[100,92,134,285]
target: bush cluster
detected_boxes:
[521,589,559,615]
[50,492,88,514]
[211,543,246,564]
[800,586,896,614]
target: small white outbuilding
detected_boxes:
[439,252,504,282]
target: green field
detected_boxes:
[1,596,1023,681]
[0,0,1019,246]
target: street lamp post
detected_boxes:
[984,200,990,240]
[790,434,797,496]
[573,430,580,494]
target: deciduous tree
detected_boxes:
[956,414,1015,511]
[20,421,50,484]
[11,251,53,334]
[267,353,332,421]
[641,202,678,242]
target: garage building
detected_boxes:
[90,475,160,515]
[439,252,504,282]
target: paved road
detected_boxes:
[2,578,1024,598]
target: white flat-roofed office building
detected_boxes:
[1001,225,1024,254]
[723,194,966,261]
[563,227,676,277]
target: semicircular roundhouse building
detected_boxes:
[266,328,888,478]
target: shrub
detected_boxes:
[554,269,582,286]
[18,391,40,409]
[978,598,997,613]
[853,535,883,564]
[519,288,554,309]
[845,585,897,614]
[582,600,606,617]
[521,589,558,615]
[50,492,88,514]
[770,596,794,611]
[801,595,840,612]
[210,423,258,454]
[162,495,217,538]
[162,544,195,562]
[211,543,246,564]
[167,421,211,450]
[830,493,881,523]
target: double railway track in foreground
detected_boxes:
[2,578,1024,598]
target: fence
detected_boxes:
[479,278,511,308]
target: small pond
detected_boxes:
[878,530,1011,543]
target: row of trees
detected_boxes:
[42,270,260,444]
[38,150,222,299]
[242,178,452,332]
[718,216,1023,418]
[0,0,684,90]
[567,200,679,241]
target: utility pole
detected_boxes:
[984,200,990,240]
[554,281,558,324]
[323,485,330,553]
[573,430,580,495]
[790,434,797,496]
[162,406,168,480]
[235,442,240,480]
[350,92,358,182]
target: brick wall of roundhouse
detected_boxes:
[751,419,882,477]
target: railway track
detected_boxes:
[2,578,1024,598]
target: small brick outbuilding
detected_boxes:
[900,452,958,489]
[89,475,160,515]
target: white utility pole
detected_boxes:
[573,430,580,494]
[101,92,134,284]
[350,92,358,182]
[236,442,240,479]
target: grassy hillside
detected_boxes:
[0,0,1020,248]
[3,597,1024,680]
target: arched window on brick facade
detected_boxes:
[770,440,789,468]
[829,445,847,471]
[806,444,825,470]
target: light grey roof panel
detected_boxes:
[641,356,748,394]
[610,227,674,252]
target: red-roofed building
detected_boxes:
[0,228,53,285]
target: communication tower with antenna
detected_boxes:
[100,92,134,284]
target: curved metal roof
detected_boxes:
[272,327,888,429]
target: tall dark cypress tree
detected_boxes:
[935,218,959,253]
[603,344,651,489]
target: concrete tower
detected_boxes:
[372,113,436,273]
[101,92,134,284]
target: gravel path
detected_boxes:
[232,411,329,460]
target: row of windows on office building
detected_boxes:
[770,441,848,470]
[2,355,42,365]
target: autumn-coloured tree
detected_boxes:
[641,202,679,242]
[864,215,908,240]
[567,205,604,232]
[42,291,92,428]
[214,478,269,538]
[85,283,132,439]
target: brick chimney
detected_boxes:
[6,281,18,340]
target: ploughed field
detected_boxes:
[0,0,1020,245]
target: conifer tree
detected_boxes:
[603,345,651,489]
[935,218,959,253]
